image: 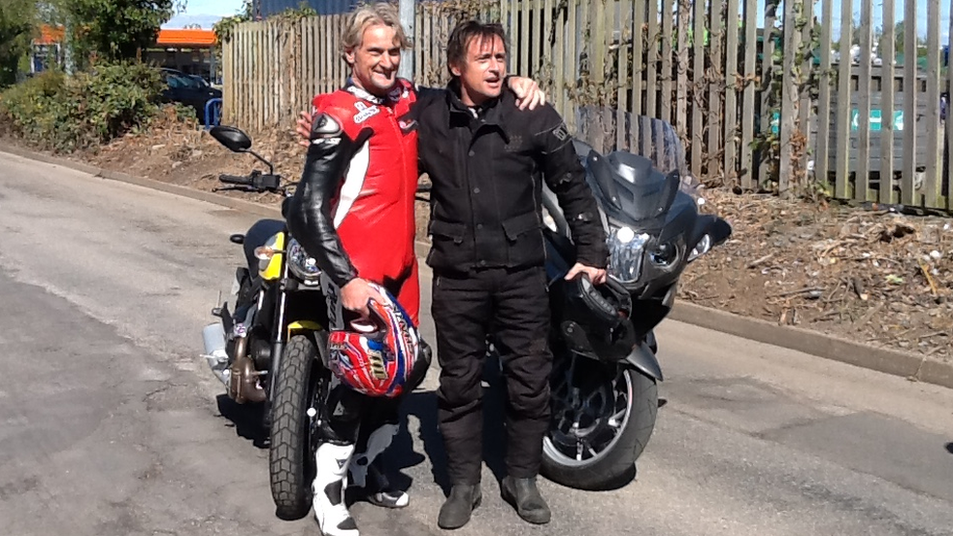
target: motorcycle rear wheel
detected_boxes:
[269,334,325,520]
[541,358,658,490]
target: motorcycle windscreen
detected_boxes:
[590,151,680,222]
[573,106,698,197]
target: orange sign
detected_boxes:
[34,26,217,48]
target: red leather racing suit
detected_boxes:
[287,79,421,324]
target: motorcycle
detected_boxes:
[200,125,332,520]
[202,109,728,502]
[537,108,732,490]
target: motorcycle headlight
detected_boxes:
[607,226,650,283]
[287,239,321,282]
[687,234,711,262]
[649,241,680,269]
[256,234,281,271]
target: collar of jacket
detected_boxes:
[445,79,512,144]
[344,78,403,106]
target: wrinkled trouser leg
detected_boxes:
[493,267,552,478]
[433,266,552,483]
[433,269,493,485]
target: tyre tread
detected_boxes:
[269,335,316,520]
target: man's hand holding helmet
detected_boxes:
[328,282,423,398]
[341,277,387,318]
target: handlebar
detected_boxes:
[219,174,251,185]
[217,171,283,193]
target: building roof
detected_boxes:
[35,25,65,46]
[156,29,217,47]
[33,26,217,48]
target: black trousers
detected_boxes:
[432,265,553,485]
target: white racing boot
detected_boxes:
[348,423,408,508]
[312,443,359,536]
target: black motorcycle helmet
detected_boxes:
[550,274,637,362]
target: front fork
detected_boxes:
[264,260,291,429]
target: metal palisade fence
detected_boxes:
[221,0,953,211]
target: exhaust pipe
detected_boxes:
[202,322,266,403]
[202,323,230,386]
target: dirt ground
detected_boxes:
[10,114,952,362]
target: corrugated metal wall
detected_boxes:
[255,0,359,17]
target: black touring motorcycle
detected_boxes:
[536,107,732,489]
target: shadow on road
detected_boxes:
[946,442,953,455]
[388,355,510,498]
[214,355,642,498]
[216,394,269,449]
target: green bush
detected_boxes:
[0,71,67,142]
[0,61,165,152]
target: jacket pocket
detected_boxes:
[501,211,541,242]
[429,220,466,244]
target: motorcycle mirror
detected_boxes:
[210,125,276,176]
[210,125,252,153]
[709,218,733,246]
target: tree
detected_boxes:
[892,20,927,56]
[0,0,36,87]
[65,0,181,62]
[212,0,254,43]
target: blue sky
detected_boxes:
[164,0,951,43]
[754,0,949,43]
[180,0,246,16]
[163,0,246,27]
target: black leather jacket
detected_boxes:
[417,82,608,273]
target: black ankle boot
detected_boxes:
[500,476,551,524]
[437,484,482,530]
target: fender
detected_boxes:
[625,340,663,381]
[286,320,324,340]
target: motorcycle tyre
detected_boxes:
[541,368,658,491]
[269,334,319,520]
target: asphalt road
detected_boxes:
[2,151,953,536]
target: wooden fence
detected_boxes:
[221,0,953,212]
[222,14,349,132]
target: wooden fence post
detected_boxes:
[879,0,896,203]
[778,0,799,197]
[925,0,943,208]
[856,0,873,201]
[723,0,740,186]
[740,0,757,190]
[758,0,778,189]
[833,0,852,200]
[690,0,705,179]
[708,0,723,182]
[815,0,833,196]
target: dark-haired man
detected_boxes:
[416,20,608,530]
[288,4,549,533]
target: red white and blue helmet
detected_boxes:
[327,283,419,398]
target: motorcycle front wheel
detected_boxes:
[541,356,658,490]
[269,333,327,520]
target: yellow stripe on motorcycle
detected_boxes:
[287,320,324,339]
[260,232,285,281]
